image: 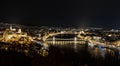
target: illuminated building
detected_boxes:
[1,26,33,44]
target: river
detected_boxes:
[0,42,120,66]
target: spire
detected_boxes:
[10,25,12,30]
[18,29,22,33]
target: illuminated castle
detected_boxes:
[2,25,33,44]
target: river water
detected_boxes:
[0,43,120,66]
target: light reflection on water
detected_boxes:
[0,42,120,59]
[88,46,107,58]
[1,42,120,66]
[47,42,120,59]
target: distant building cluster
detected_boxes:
[0,25,33,44]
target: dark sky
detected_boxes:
[0,0,120,28]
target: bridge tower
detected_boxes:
[52,36,55,44]
[74,37,77,52]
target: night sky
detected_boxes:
[0,0,120,28]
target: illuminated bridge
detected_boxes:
[41,31,87,47]
[42,31,84,42]
[46,37,86,45]
[32,31,87,56]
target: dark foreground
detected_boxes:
[0,45,120,66]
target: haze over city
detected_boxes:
[0,1,120,28]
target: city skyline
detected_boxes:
[0,16,120,66]
[1,1,120,66]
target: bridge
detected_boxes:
[42,31,84,42]
[33,31,86,56]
